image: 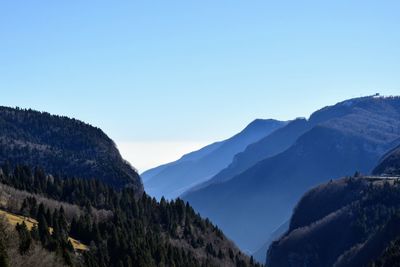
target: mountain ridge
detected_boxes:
[143,119,286,199]
[267,173,400,266]
[183,95,400,253]
[0,106,143,193]
[0,107,261,267]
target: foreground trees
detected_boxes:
[0,164,262,267]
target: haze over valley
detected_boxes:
[1,1,400,266]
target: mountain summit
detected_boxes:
[183,95,400,253]
[0,106,143,193]
[142,119,286,199]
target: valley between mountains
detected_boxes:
[1,95,400,267]
[144,95,400,264]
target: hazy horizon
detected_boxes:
[1,1,399,171]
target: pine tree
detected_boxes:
[38,213,51,247]
[0,238,8,267]
[16,222,32,254]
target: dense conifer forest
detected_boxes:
[0,163,261,267]
[0,106,142,191]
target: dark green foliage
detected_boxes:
[0,239,8,267]
[0,218,9,267]
[268,176,400,267]
[37,208,51,247]
[371,238,400,267]
[0,106,142,191]
[0,164,262,267]
[15,222,32,254]
[30,225,40,241]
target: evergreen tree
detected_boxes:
[0,238,8,267]
[15,222,32,254]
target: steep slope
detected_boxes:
[199,118,311,188]
[267,175,400,267]
[0,214,66,267]
[143,119,285,199]
[0,107,260,267]
[191,95,400,192]
[0,106,142,192]
[373,143,400,175]
[0,164,261,267]
[141,141,224,184]
[251,221,288,263]
[369,234,400,267]
[183,96,400,252]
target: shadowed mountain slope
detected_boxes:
[252,221,289,263]
[142,119,286,199]
[267,173,400,267]
[0,107,261,267]
[187,118,310,193]
[373,143,400,176]
[0,106,143,193]
[183,96,400,252]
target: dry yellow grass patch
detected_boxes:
[0,209,89,251]
[0,209,38,229]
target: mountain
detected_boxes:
[199,118,311,187]
[189,95,400,192]
[0,164,261,267]
[252,221,288,263]
[183,96,400,253]
[267,171,400,266]
[142,119,286,199]
[373,143,400,176]
[0,106,143,192]
[0,107,260,267]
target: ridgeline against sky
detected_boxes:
[1,1,399,171]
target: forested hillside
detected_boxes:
[0,106,142,192]
[267,176,400,267]
[0,164,260,267]
[373,144,400,176]
[0,214,65,267]
[267,143,400,267]
[0,107,261,266]
[183,96,400,253]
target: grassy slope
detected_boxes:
[0,209,88,251]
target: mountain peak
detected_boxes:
[0,106,143,193]
[242,119,286,133]
[142,118,286,199]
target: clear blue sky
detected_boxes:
[1,1,399,170]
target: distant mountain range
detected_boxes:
[0,106,259,267]
[267,144,400,266]
[141,95,400,256]
[4,96,400,266]
[142,119,286,199]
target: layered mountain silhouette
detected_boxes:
[0,106,143,193]
[196,118,311,188]
[183,96,400,253]
[373,143,400,176]
[142,119,286,199]
[185,118,310,194]
[0,106,260,267]
[252,220,289,263]
[267,146,400,267]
